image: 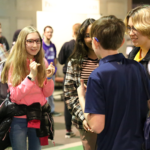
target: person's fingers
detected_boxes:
[83,124,88,131]
[80,79,84,87]
[30,61,35,68]
[83,120,89,131]
[32,62,37,68]
[30,59,33,64]
[86,123,92,130]
[46,64,54,70]
[84,127,88,131]
[50,69,54,75]
[51,68,55,74]
[36,63,40,66]
[50,62,53,65]
[83,120,93,132]
[47,66,55,72]
[84,84,87,88]
[88,129,94,132]
[46,67,55,77]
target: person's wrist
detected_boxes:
[79,95,85,101]
[82,119,85,123]
[28,73,35,81]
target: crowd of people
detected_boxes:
[0,4,150,150]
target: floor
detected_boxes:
[6,88,83,150]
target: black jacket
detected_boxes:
[0,95,54,150]
[128,47,150,79]
[58,39,75,74]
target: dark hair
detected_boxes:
[91,15,125,50]
[13,29,22,42]
[44,26,53,32]
[69,18,95,68]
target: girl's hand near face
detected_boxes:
[46,62,55,78]
[29,59,40,80]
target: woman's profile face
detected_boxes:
[25,32,41,59]
[84,24,93,50]
[128,17,150,48]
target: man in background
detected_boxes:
[43,25,61,117]
[0,23,9,51]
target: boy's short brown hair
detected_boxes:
[90,15,125,50]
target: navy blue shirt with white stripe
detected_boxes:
[85,53,149,150]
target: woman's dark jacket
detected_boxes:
[128,47,150,78]
[0,94,54,150]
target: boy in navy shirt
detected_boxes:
[77,15,150,150]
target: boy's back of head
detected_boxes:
[91,15,125,50]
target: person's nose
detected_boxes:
[33,41,38,47]
[129,29,135,36]
[89,37,92,42]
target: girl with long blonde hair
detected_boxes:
[1,26,55,150]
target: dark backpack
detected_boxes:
[0,61,8,104]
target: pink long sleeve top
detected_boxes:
[8,58,54,118]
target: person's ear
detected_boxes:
[120,38,125,47]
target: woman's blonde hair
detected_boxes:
[1,26,46,87]
[124,5,150,38]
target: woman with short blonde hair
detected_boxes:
[125,5,150,77]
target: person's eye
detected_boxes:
[28,40,34,43]
[36,39,41,43]
[127,26,131,30]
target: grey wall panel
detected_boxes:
[0,0,42,48]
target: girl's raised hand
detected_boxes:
[29,59,40,80]
[46,62,55,78]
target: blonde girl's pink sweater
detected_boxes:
[8,58,54,118]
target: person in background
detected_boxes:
[77,15,149,150]
[124,5,150,78]
[64,18,98,150]
[42,25,61,116]
[10,29,22,53]
[12,29,22,46]
[58,23,81,138]
[1,26,55,150]
[0,23,9,51]
[0,23,9,61]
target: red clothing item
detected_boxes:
[27,120,41,129]
[39,136,48,146]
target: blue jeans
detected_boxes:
[47,75,55,112]
[9,118,41,150]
